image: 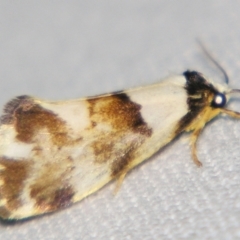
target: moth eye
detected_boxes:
[211,93,226,108]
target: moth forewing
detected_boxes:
[0,70,238,220]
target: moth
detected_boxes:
[0,50,240,220]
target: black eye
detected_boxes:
[211,93,226,108]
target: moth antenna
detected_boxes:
[197,39,229,85]
[229,89,240,94]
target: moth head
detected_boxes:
[211,92,227,108]
[183,70,230,109]
[177,70,238,134]
[178,69,240,136]
[210,75,240,111]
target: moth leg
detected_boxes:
[114,171,128,194]
[221,108,240,119]
[190,128,203,167]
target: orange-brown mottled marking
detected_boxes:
[30,163,74,212]
[88,93,152,136]
[88,93,152,177]
[0,157,31,216]
[14,103,69,146]
[30,185,74,212]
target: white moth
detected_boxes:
[0,49,239,220]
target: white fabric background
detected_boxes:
[0,1,240,239]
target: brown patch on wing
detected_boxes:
[30,163,74,212]
[88,93,152,177]
[12,102,69,146]
[1,95,71,146]
[30,185,74,212]
[51,186,74,209]
[88,93,152,136]
[0,157,31,218]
